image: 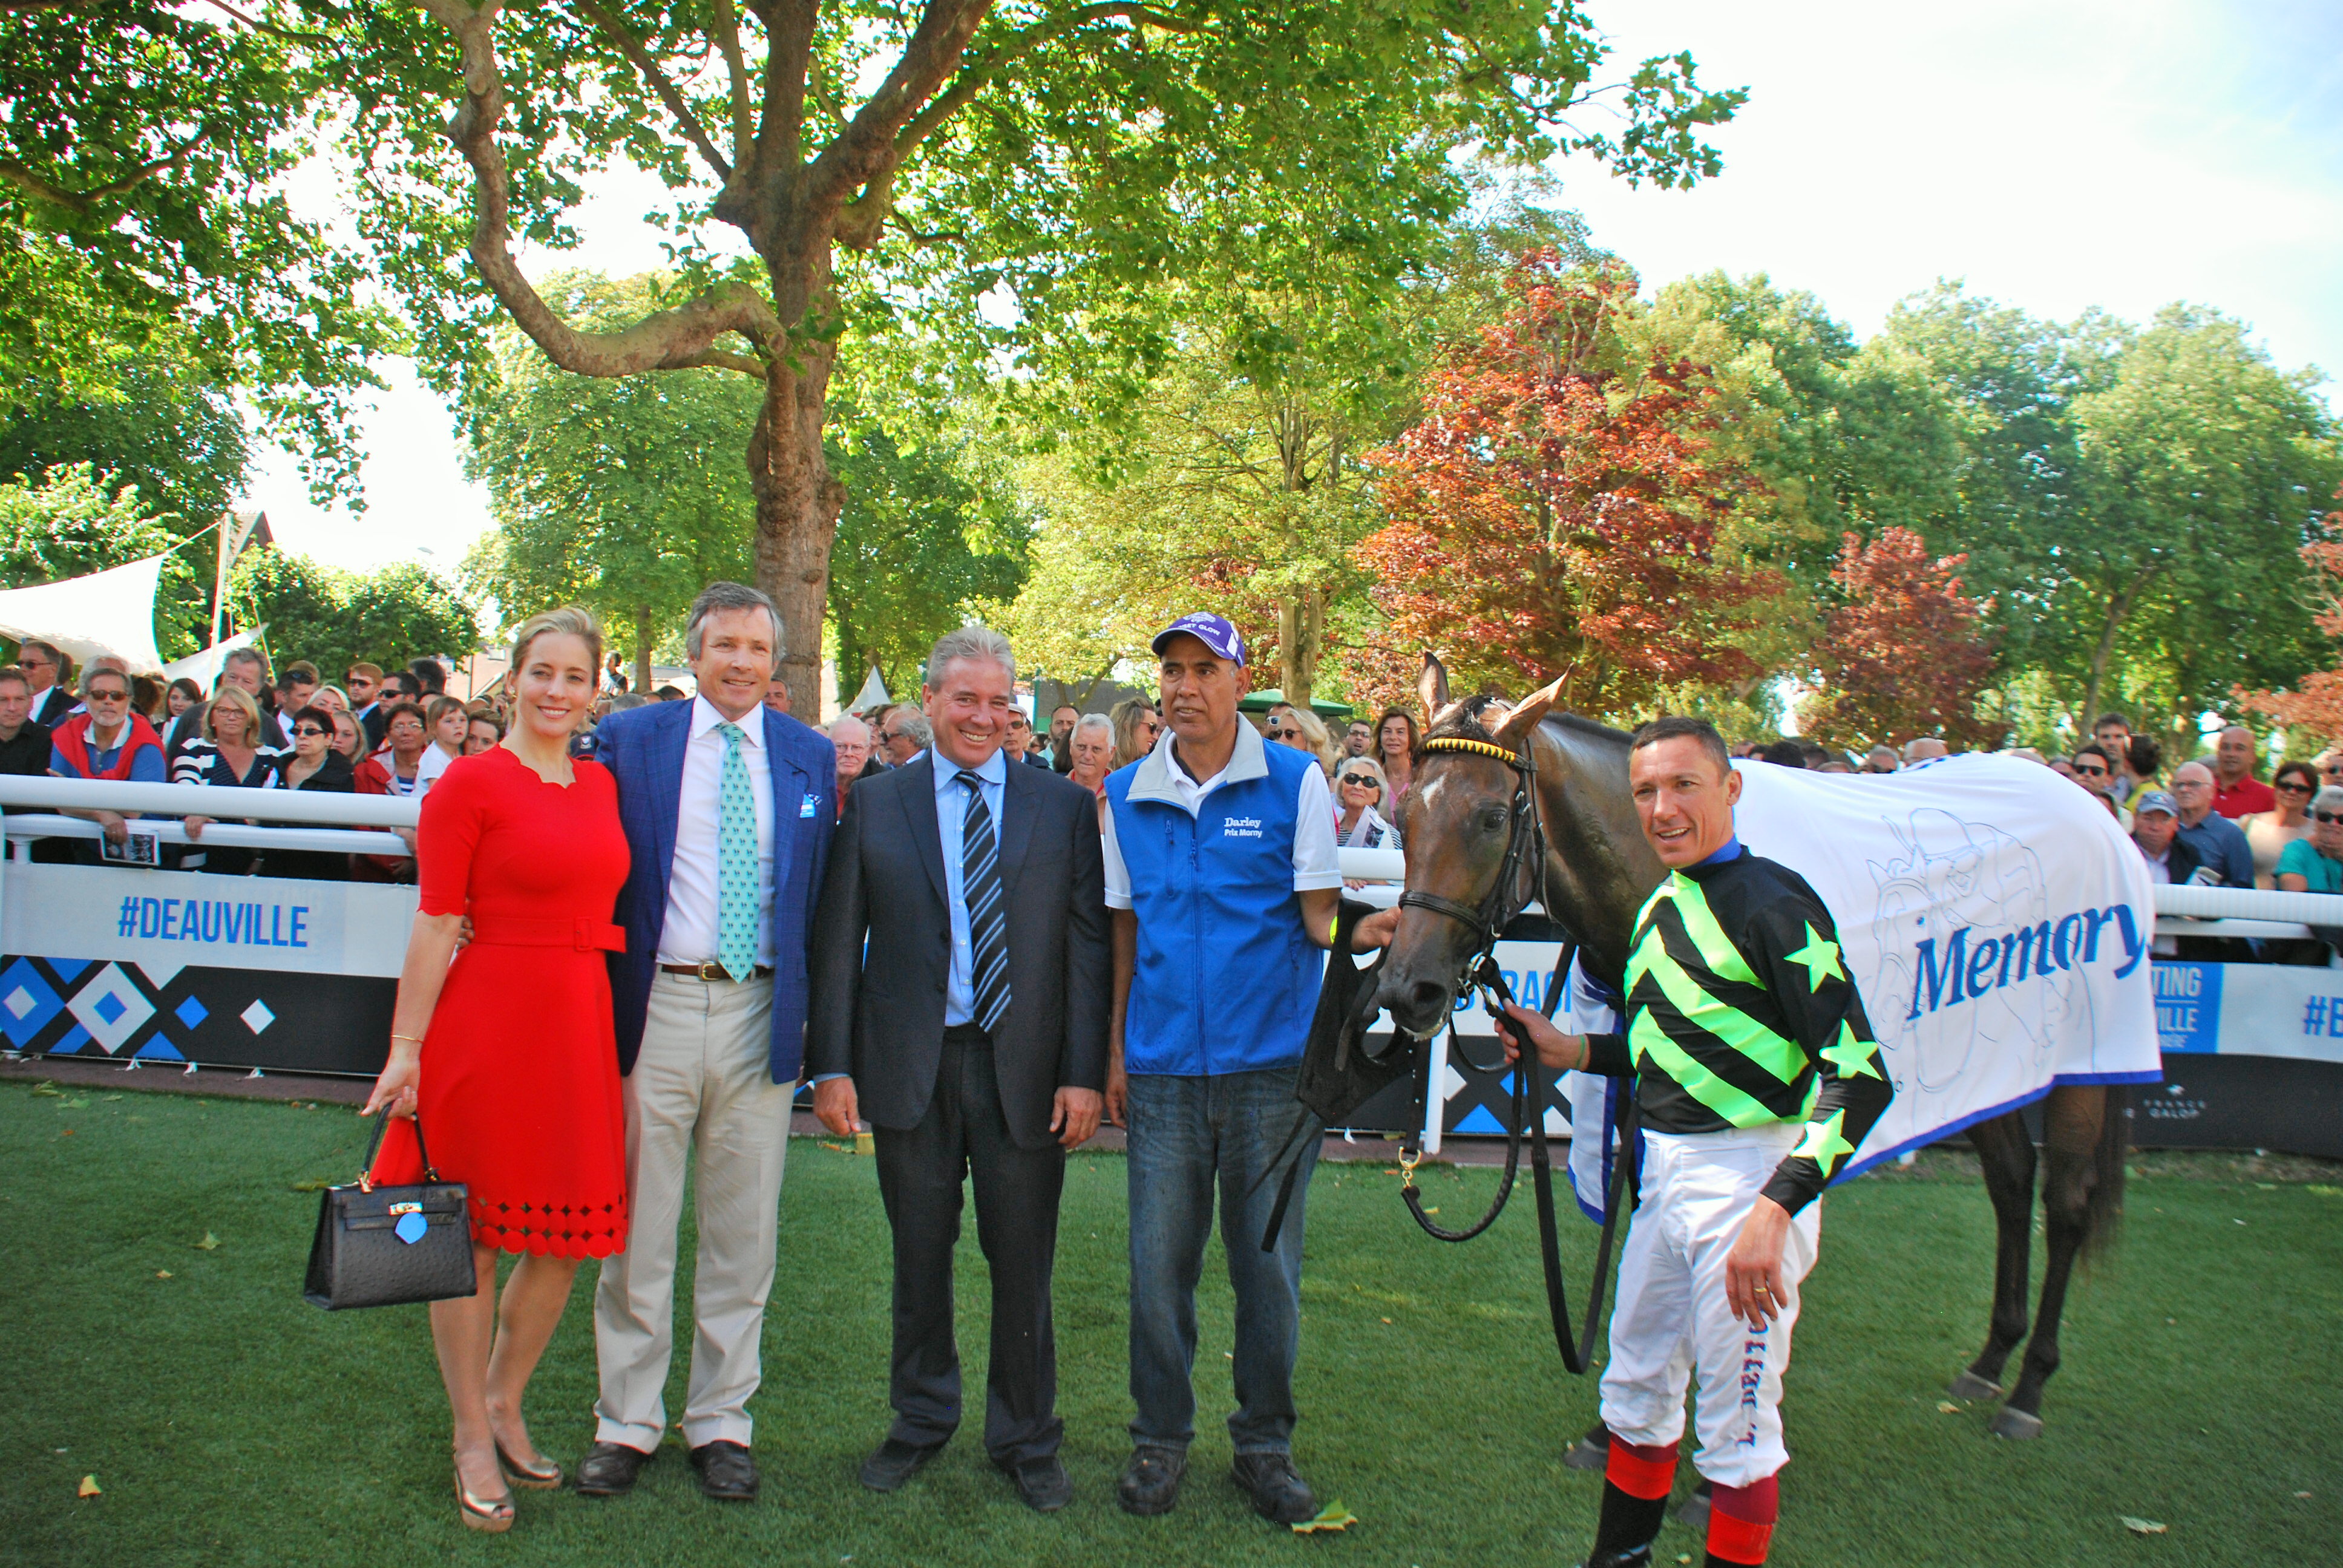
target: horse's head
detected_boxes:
[1373,655,1566,1039]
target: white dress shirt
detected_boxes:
[1101,723,1342,910]
[657,696,778,967]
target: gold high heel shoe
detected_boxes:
[495,1439,563,1490]
[455,1456,516,1532]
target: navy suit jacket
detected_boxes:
[586,700,836,1084]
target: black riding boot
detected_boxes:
[1580,1478,1670,1568]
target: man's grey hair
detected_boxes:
[2172,759,2214,783]
[828,714,871,743]
[890,710,933,747]
[222,646,268,676]
[2315,786,2343,817]
[925,624,1015,688]
[1073,712,1114,741]
[685,581,785,659]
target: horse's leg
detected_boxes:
[1955,1111,2036,1400]
[1992,1087,2114,1440]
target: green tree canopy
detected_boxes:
[234,547,483,684]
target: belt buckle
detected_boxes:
[698,961,726,982]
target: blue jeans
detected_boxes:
[1125,1067,1320,1455]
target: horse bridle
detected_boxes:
[1395,735,1549,987]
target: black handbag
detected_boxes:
[304,1114,477,1310]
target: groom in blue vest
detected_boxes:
[1101,613,1397,1525]
[575,582,835,1504]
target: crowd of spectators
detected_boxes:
[9,635,2339,965]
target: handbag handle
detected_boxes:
[355,1108,442,1191]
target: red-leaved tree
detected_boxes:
[1800,526,2000,750]
[1355,254,1775,716]
[2238,488,2343,744]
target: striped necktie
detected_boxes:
[957,769,1011,1032]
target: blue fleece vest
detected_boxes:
[1107,731,1320,1075]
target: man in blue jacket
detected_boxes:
[574,582,835,1505]
[1103,613,1395,1525]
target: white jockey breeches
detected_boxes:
[1598,1124,1823,1489]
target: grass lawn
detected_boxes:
[2,1079,2337,1567]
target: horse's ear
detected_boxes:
[1417,653,1450,721]
[1488,675,1567,752]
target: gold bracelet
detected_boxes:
[390,1032,425,1046]
[1329,913,1342,946]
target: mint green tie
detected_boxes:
[717,722,758,982]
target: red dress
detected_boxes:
[372,748,632,1258]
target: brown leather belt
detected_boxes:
[657,961,773,982]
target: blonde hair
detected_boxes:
[1110,697,1159,770]
[1287,708,1339,777]
[508,606,605,684]
[203,684,264,744]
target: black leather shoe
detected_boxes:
[1118,1445,1186,1515]
[689,1439,759,1501]
[1575,1549,1654,1568]
[1231,1451,1319,1525]
[995,1453,1071,1513]
[574,1441,654,1497]
[859,1437,946,1492]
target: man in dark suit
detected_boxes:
[18,640,75,729]
[808,623,1109,1514]
[574,582,836,1506]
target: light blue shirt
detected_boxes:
[932,746,1008,1028]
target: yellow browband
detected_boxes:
[1421,738,1521,762]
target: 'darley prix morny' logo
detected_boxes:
[1221,815,1264,840]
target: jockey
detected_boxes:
[1496,715,1892,1568]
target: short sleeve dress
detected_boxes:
[372,747,633,1257]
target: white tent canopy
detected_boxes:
[160,626,266,690]
[848,666,890,712]
[0,555,168,674]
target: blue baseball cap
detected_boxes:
[2134,790,2178,817]
[1151,612,1247,667]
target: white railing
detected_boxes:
[0,774,418,859]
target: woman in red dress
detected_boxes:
[362,606,629,1532]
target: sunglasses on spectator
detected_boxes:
[294,725,329,739]
[2073,763,2106,776]
[2318,812,2343,825]
[1265,724,1293,737]
[87,688,127,703]
[2277,779,2313,792]
[1339,773,1379,788]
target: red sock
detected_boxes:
[1602,1438,1679,1501]
[1706,1473,1780,1565]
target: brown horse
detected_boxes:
[1372,657,2127,1445]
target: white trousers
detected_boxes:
[593,972,787,1450]
[1598,1125,1823,1488]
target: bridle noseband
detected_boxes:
[1396,735,1547,977]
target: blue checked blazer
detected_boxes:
[586,699,836,1084]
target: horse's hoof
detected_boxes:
[1948,1371,2004,1401]
[1989,1406,2045,1440]
[1674,1484,1711,1531]
[1562,1436,1609,1471]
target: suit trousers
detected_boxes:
[873,1027,1066,1465]
[593,971,787,1451]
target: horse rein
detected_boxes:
[1388,728,1638,1376]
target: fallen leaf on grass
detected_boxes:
[1380,1317,1392,1325]
[31,1082,61,1097]
[59,1097,88,1109]
[2307,1185,2341,1197]
[1936,1402,1961,1413]
[192,1232,219,1251]
[59,1129,73,1137]
[289,1178,332,1192]
[1291,1499,1357,1534]
[77,1475,100,1498]
[2120,1517,2166,1535]
[2296,1491,2313,1500]
[154,1270,172,1279]
[103,1094,122,1102]
[1421,1207,1440,1215]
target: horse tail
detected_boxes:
[2080,1083,2129,1263]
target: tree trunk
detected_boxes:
[634,603,652,696]
[2076,565,2159,736]
[1278,591,1322,710]
[747,236,847,719]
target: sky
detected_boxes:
[248,0,2343,574]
